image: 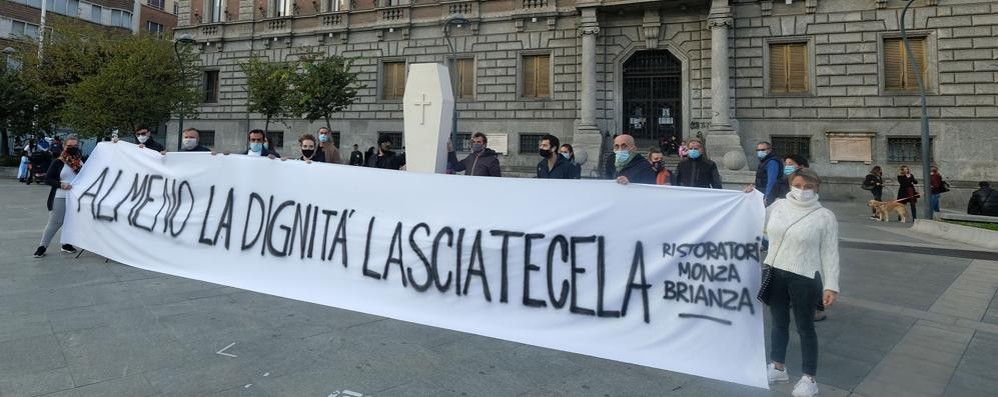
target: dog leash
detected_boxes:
[890,194,921,204]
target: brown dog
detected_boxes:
[868,200,910,223]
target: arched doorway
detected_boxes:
[621,50,682,143]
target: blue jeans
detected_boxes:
[930,193,941,213]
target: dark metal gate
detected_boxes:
[622,50,682,141]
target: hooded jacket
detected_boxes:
[449,148,501,177]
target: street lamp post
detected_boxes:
[173,34,196,151]
[443,17,469,148]
[900,0,933,219]
[2,47,17,157]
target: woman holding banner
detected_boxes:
[295,134,325,163]
[32,137,84,258]
[762,168,840,397]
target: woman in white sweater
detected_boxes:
[763,168,840,397]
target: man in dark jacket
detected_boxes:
[179,128,211,152]
[968,181,998,216]
[366,135,406,170]
[612,134,656,185]
[245,129,280,158]
[349,144,364,166]
[448,132,501,177]
[536,134,573,179]
[135,127,165,152]
[674,138,723,189]
[754,141,782,205]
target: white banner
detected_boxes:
[65,142,768,388]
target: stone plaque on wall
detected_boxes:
[827,132,875,164]
[486,133,508,154]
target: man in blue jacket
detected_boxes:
[754,141,782,205]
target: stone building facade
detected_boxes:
[169,0,998,206]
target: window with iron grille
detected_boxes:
[203,70,219,103]
[328,132,341,148]
[887,137,932,163]
[199,130,216,148]
[453,133,472,152]
[771,136,811,160]
[378,132,404,150]
[266,131,285,148]
[519,133,545,154]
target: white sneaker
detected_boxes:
[792,376,819,397]
[767,363,789,384]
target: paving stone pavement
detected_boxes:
[1,179,997,396]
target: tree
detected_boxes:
[0,62,40,156]
[242,57,294,133]
[288,52,363,130]
[59,34,200,137]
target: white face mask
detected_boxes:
[136,135,149,144]
[790,187,818,201]
[182,138,197,150]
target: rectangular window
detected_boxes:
[382,61,406,101]
[456,58,475,100]
[329,132,341,148]
[149,0,164,10]
[146,21,164,33]
[884,37,926,92]
[770,136,811,161]
[199,130,216,148]
[111,9,122,26]
[769,42,808,94]
[887,137,932,163]
[66,0,78,16]
[209,0,223,22]
[518,133,545,154]
[453,132,472,152]
[272,0,291,17]
[11,21,40,40]
[266,131,285,149]
[378,132,404,150]
[203,70,219,103]
[122,11,131,27]
[174,2,179,14]
[26,0,42,8]
[327,0,343,11]
[522,54,550,98]
[91,5,102,22]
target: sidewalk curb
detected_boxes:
[910,219,998,251]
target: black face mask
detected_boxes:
[539,148,552,158]
[651,161,662,172]
[381,143,392,152]
[302,149,315,159]
[66,147,82,157]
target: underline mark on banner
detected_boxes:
[216,342,238,358]
[678,313,733,326]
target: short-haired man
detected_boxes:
[648,148,671,185]
[612,134,656,185]
[179,128,210,152]
[674,138,723,189]
[536,134,573,179]
[134,127,165,152]
[366,135,406,170]
[317,127,342,164]
[246,129,279,159]
[349,144,364,166]
[754,141,782,205]
[447,132,501,177]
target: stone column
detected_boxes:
[573,7,603,177]
[706,0,747,171]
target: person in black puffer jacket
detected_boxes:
[968,181,998,216]
[448,132,501,177]
[673,138,723,189]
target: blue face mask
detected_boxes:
[757,150,768,160]
[561,152,571,160]
[250,142,263,153]
[319,134,328,143]
[471,143,484,153]
[615,150,631,163]
[784,165,797,176]
[688,149,701,159]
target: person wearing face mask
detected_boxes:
[897,165,919,219]
[242,129,280,159]
[178,128,210,152]
[762,168,840,397]
[133,127,165,152]
[648,148,671,185]
[366,135,406,170]
[772,154,809,201]
[559,144,582,179]
[33,137,85,258]
[535,134,573,179]
[754,141,782,206]
[316,127,342,164]
[296,134,325,163]
[612,134,656,185]
[446,132,501,177]
[673,138,723,189]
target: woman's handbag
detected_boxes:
[940,181,951,193]
[861,176,875,191]
[757,207,822,305]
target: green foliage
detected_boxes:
[242,57,295,131]
[288,51,364,128]
[0,63,40,136]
